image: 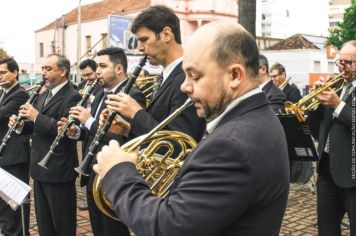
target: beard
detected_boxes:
[201,90,231,122]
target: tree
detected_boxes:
[326,3,356,49]
[238,0,256,38]
[0,48,9,58]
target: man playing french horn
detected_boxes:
[94,20,290,236]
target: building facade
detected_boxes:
[34,0,238,77]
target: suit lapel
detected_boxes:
[91,90,104,116]
[147,62,182,109]
[1,84,22,105]
[262,80,273,93]
[216,93,268,131]
[41,83,70,113]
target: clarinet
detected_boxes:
[38,78,99,169]
[0,80,46,158]
[76,55,147,176]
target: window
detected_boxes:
[314,61,321,72]
[86,35,92,54]
[39,43,44,57]
[101,33,108,49]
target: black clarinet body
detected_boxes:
[38,78,99,169]
[76,55,147,176]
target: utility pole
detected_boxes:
[76,0,82,83]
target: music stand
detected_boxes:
[278,114,319,161]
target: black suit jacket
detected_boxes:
[309,87,356,188]
[0,84,30,166]
[130,62,206,142]
[282,83,302,103]
[80,81,146,157]
[102,92,290,236]
[21,82,82,183]
[262,80,286,113]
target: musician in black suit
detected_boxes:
[258,54,286,113]
[104,5,205,143]
[93,21,289,236]
[270,62,302,103]
[309,40,356,236]
[9,54,81,236]
[61,47,145,236]
[0,58,30,236]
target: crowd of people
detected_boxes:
[0,4,355,236]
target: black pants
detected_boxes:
[34,180,77,236]
[0,163,30,236]
[317,153,356,236]
[87,171,130,236]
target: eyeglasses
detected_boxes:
[335,59,354,67]
[270,73,281,79]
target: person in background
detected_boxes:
[258,54,286,113]
[270,62,301,103]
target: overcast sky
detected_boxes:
[0,0,329,63]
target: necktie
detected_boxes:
[95,91,112,119]
[0,90,5,103]
[150,73,164,101]
[324,83,353,153]
[44,90,52,107]
[341,82,352,101]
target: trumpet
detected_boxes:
[75,55,147,176]
[93,98,197,220]
[135,75,157,84]
[284,72,345,122]
[0,80,46,158]
[38,78,100,169]
[278,77,291,90]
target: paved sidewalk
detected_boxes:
[28,178,350,236]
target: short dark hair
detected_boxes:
[48,53,71,78]
[131,5,182,44]
[259,54,269,74]
[0,57,19,80]
[79,59,97,71]
[211,26,260,81]
[270,62,286,76]
[97,47,128,73]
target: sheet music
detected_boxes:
[0,167,31,210]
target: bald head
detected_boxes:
[185,20,259,81]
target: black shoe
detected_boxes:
[78,203,88,210]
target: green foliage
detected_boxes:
[326,3,356,49]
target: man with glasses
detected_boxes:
[0,57,30,236]
[309,40,356,235]
[258,54,286,113]
[270,62,301,103]
[9,54,81,236]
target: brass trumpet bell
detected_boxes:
[284,72,345,122]
[93,130,197,221]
